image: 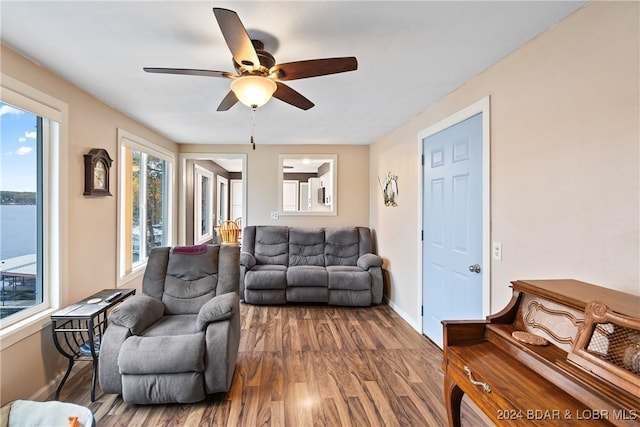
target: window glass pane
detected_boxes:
[0,103,43,321]
[201,176,209,235]
[119,132,173,280]
[145,155,167,255]
[131,149,142,265]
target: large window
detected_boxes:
[118,130,174,280]
[0,104,43,325]
[0,75,66,340]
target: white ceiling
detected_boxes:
[0,1,586,146]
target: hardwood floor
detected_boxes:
[51,302,492,426]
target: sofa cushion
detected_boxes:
[255,226,289,265]
[287,286,329,303]
[289,227,325,266]
[329,289,372,306]
[163,245,220,315]
[287,265,328,287]
[118,333,205,374]
[327,266,371,291]
[121,372,204,404]
[167,244,219,280]
[109,294,165,335]
[357,253,383,270]
[245,265,287,290]
[163,276,217,315]
[196,292,237,331]
[325,227,359,266]
[140,314,198,337]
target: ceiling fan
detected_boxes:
[143,7,358,111]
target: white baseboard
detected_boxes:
[384,297,422,333]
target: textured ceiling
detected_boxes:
[0,1,586,145]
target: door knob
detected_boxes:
[468,264,481,273]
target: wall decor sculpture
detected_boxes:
[378,172,398,207]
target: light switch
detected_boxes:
[492,242,502,261]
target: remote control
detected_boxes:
[104,291,122,303]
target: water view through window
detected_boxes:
[0,102,43,320]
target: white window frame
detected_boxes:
[216,175,229,225]
[117,129,175,286]
[0,74,68,349]
[194,165,214,244]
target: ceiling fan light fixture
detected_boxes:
[230,75,277,108]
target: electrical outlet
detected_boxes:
[270,211,279,220]
[492,242,502,261]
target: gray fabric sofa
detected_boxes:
[99,244,241,404]
[240,226,383,306]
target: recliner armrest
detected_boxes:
[240,252,256,269]
[196,292,239,331]
[109,293,165,334]
[357,253,383,270]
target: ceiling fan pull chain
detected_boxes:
[250,107,256,150]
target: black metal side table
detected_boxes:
[51,288,135,401]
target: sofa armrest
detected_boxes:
[196,292,239,331]
[240,252,256,269]
[109,294,165,335]
[357,253,383,270]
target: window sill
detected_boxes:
[117,263,145,288]
[0,308,57,351]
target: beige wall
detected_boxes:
[179,144,370,228]
[0,45,178,405]
[370,2,639,330]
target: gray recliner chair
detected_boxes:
[99,244,241,404]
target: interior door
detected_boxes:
[230,179,243,221]
[422,113,483,348]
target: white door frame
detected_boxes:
[417,96,491,329]
[216,175,229,224]
[177,153,247,245]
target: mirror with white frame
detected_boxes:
[278,154,337,216]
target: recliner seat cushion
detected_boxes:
[327,266,371,291]
[140,314,198,337]
[118,333,205,374]
[287,265,328,287]
[245,265,287,290]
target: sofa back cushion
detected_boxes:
[254,226,289,266]
[324,227,360,266]
[289,227,325,266]
[163,245,220,315]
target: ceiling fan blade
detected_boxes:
[213,8,260,69]
[217,91,239,111]
[271,57,358,81]
[273,82,314,110]
[143,67,235,79]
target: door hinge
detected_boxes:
[421,230,424,241]
[421,154,425,166]
[421,305,424,316]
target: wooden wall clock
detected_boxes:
[84,148,113,196]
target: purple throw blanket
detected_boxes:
[170,244,207,255]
